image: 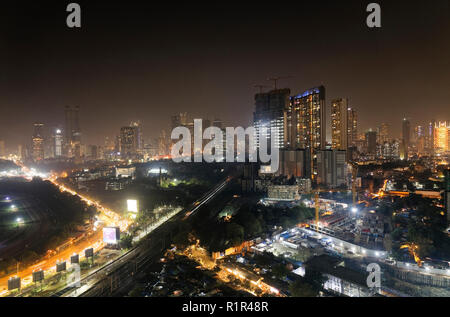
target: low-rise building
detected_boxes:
[267,185,300,201]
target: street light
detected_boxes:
[351,207,358,213]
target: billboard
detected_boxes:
[56,261,66,272]
[8,277,20,290]
[103,227,120,244]
[70,254,79,264]
[85,248,94,258]
[116,167,136,178]
[32,270,44,283]
[127,199,138,213]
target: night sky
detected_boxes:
[1,0,449,149]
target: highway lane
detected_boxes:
[57,177,232,297]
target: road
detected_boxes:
[55,177,232,297]
[0,174,127,296]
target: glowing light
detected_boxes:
[148,168,167,174]
[127,199,138,213]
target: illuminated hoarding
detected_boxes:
[32,270,44,282]
[56,261,66,272]
[259,165,273,174]
[103,227,120,244]
[85,248,94,258]
[148,168,167,174]
[70,254,79,264]
[115,167,136,178]
[8,277,21,290]
[127,199,138,213]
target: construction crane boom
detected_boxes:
[266,76,293,90]
[253,84,270,94]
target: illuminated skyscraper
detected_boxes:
[130,121,143,152]
[286,86,326,151]
[379,123,389,144]
[64,106,81,157]
[158,129,169,156]
[414,125,426,155]
[434,121,449,153]
[381,139,400,160]
[32,123,45,161]
[284,86,326,179]
[253,88,290,150]
[331,98,348,151]
[365,130,377,155]
[316,150,347,188]
[54,128,63,157]
[171,113,189,131]
[425,120,436,154]
[65,106,81,144]
[402,118,411,157]
[347,107,358,147]
[120,125,139,158]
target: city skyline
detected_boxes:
[1,0,450,302]
[1,1,450,149]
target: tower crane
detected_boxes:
[253,84,270,94]
[266,76,293,90]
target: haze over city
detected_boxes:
[1,0,449,150]
[1,0,450,305]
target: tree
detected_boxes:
[289,279,317,297]
[272,264,290,279]
[120,234,133,249]
[304,269,326,292]
[225,223,244,246]
[173,231,189,248]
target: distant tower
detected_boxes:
[72,106,81,143]
[54,128,63,157]
[65,106,81,156]
[286,86,326,151]
[434,121,449,154]
[365,130,377,155]
[120,125,139,159]
[130,121,143,151]
[254,88,291,150]
[331,98,348,151]
[402,118,411,158]
[32,123,45,161]
[379,123,389,144]
[347,107,358,147]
